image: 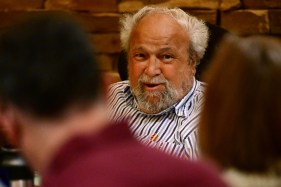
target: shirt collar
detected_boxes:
[174,77,197,117]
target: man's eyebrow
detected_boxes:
[131,46,176,52]
[159,47,175,52]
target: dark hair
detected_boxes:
[0,13,101,117]
[199,35,281,173]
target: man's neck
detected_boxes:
[19,103,109,175]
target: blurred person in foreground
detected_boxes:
[0,13,228,187]
[199,35,281,187]
[107,6,209,159]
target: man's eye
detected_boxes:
[162,54,174,62]
[134,53,145,60]
[163,54,173,59]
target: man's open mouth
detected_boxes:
[146,83,159,88]
[143,83,165,91]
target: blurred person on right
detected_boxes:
[199,35,281,187]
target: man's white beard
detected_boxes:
[131,74,180,114]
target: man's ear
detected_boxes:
[0,106,22,147]
[190,55,198,76]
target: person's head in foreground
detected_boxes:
[199,35,281,186]
[120,6,208,114]
[0,13,106,173]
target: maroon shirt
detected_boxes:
[43,122,228,187]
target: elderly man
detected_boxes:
[108,6,209,159]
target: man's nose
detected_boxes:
[144,56,161,77]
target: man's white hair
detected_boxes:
[120,6,209,63]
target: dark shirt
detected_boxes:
[43,121,228,187]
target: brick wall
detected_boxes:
[0,0,280,73]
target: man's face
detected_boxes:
[128,13,196,114]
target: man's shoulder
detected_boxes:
[108,80,130,93]
[107,80,132,99]
[107,80,133,110]
[193,80,207,98]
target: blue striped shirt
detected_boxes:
[107,78,206,159]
